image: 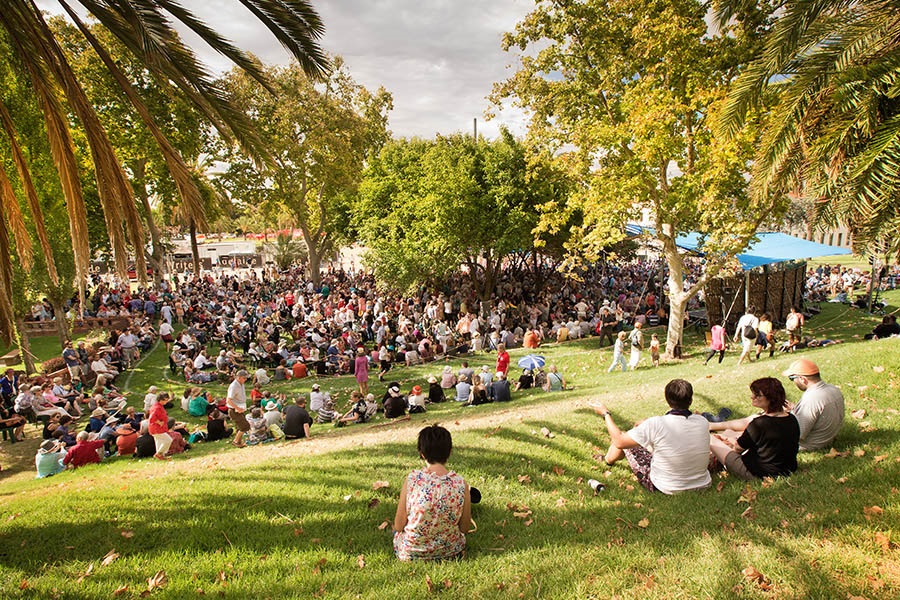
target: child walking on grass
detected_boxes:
[650,333,660,367]
[608,331,628,373]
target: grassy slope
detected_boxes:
[0,298,898,598]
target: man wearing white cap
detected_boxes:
[782,359,845,451]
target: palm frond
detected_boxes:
[59,0,208,231]
[237,0,329,80]
[0,94,59,285]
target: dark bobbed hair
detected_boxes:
[750,377,788,412]
[664,379,693,410]
[417,424,453,464]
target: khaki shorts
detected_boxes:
[724,451,758,481]
[229,409,250,433]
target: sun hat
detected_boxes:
[91,408,106,418]
[39,440,60,453]
[265,401,278,411]
[783,359,819,377]
[311,383,320,391]
[411,385,422,395]
[427,375,437,384]
[105,416,118,425]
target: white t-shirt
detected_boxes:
[227,379,247,411]
[309,391,326,413]
[735,314,760,338]
[792,381,845,450]
[627,414,711,494]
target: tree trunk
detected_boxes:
[189,218,201,276]
[15,317,36,376]
[51,298,70,348]
[307,245,322,287]
[133,159,164,284]
[661,230,687,359]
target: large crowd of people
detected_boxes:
[0,254,880,561]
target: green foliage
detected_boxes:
[716,0,900,256]
[355,132,572,295]
[267,233,308,271]
[213,58,392,283]
[493,0,783,353]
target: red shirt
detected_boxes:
[63,439,105,468]
[496,351,510,374]
[292,362,308,379]
[148,402,168,435]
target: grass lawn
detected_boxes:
[0,298,898,598]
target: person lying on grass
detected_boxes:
[393,425,472,561]
[708,359,845,452]
[709,377,799,480]
[592,378,711,494]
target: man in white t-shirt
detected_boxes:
[592,379,711,494]
[733,306,760,365]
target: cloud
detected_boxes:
[37,0,533,139]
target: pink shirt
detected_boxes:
[710,325,726,351]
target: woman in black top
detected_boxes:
[710,377,800,480]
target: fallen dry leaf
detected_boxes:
[372,481,390,491]
[120,530,134,539]
[147,570,167,592]
[77,562,94,583]
[517,474,532,484]
[293,528,303,537]
[716,481,726,492]
[513,511,532,519]
[367,498,380,509]
[523,519,534,527]
[100,550,119,567]
[741,507,756,520]
[442,579,452,589]
[738,487,758,504]
[874,455,888,463]
[342,494,352,501]
[556,497,567,508]
[312,557,328,575]
[854,449,866,457]
[637,518,650,528]
[824,448,850,459]
[873,366,885,373]
[875,531,891,553]
[357,554,366,569]
[864,505,884,519]
[19,580,28,590]
[742,566,773,590]
[552,465,565,476]
[377,520,390,530]
[851,409,867,420]
[113,585,128,596]
[425,574,435,593]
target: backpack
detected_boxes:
[785,313,799,331]
[742,324,757,339]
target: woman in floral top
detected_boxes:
[393,425,472,560]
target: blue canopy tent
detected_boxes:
[625,225,851,269]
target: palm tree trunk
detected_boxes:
[133,159,164,284]
[189,217,200,276]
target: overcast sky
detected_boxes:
[40,0,535,140]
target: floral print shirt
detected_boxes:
[394,469,466,561]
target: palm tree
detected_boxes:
[715,0,900,254]
[0,0,328,343]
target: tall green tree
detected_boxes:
[0,0,328,344]
[493,0,782,357]
[715,0,900,253]
[355,131,569,305]
[214,58,392,285]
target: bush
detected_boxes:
[41,356,65,374]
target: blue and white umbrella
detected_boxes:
[517,354,546,370]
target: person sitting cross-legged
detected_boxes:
[592,379,711,495]
[709,377,800,480]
